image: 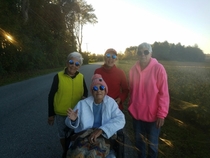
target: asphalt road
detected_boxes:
[0,63,102,158]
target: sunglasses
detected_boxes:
[105,53,117,59]
[69,60,80,67]
[137,50,150,56]
[92,85,106,91]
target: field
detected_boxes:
[116,60,210,158]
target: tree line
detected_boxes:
[0,0,206,76]
[123,41,205,62]
[88,41,205,62]
[0,0,97,75]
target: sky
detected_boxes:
[81,0,210,54]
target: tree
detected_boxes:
[0,0,78,74]
[123,41,205,62]
[73,0,97,52]
[123,46,137,59]
[152,41,170,60]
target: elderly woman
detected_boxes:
[94,48,129,111]
[48,52,88,158]
[129,43,169,158]
[65,74,125,158]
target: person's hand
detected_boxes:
[67,108,78,121]
[115,97,121,105]
[156,118,165,128]
[48,116,55,125]
[88,129,103,144]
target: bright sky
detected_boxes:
[81,0,210,55]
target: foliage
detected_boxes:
[0,0,66,73]
[73,0,98,53]
[123,46,137,60]
[123,41,205,62]
[88,53,104,62]
[81,52,89,64]
[0,0,96,75]
[62,0,98,53]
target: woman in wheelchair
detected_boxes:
[65,74,125,158]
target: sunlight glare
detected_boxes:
[168,116,187,127]
[5,34,13,42]
[160,138,174,147]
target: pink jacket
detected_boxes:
[128,58,169,122]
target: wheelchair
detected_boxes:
[64,127,125,158]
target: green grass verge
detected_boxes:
[0,67,64,86]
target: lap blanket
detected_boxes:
[66,129,110,158]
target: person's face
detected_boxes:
[92,84,106,103]
[137,49,152,65]
[66,58,80,75]
[104,53,117,67]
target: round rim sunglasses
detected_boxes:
[105,53,117,59]
[92,85,106,91]
[69,60,80,67]
[137,50,150,56]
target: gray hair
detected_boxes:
[137,42,152,53]
[67,52,84,65]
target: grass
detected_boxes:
[158,98,209,157]
[0,67,64,87]
[122,98,210,158]
[117,60,210,158]
[1,60,210,157]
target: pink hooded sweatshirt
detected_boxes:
[128,58,169,122]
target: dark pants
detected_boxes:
[133,119,160,158]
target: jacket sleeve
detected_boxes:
[48,74,58,117]
[65,115,80,129]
